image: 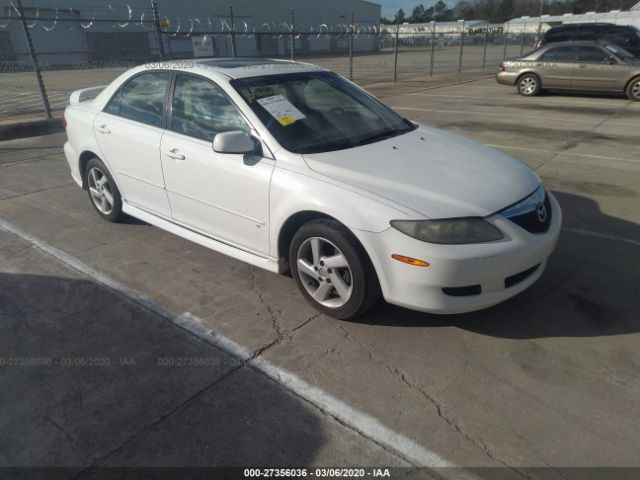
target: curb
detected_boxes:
[0,118,64,142]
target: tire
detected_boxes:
[517,73,541,97]
[84,157,124,222]
[289,218,381,320]
[626,76,640,102]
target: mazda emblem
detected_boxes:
[536,203,547,223]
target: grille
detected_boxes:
[507,192,552,234]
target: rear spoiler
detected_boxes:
[69,85,107,105]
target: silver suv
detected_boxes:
[496,41,640,101]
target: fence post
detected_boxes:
[481,23,489,71]
[457,20,465,74]
[15,0,51,119]
[229,5,237,58]
[393,17,400,83]
[150,0,166,60]
[502,23,509,60]
[429,21,435,78]
[520,22,527,55]
[290,9,295,61]
[348,12,354,81]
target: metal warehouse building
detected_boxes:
[0,0,382,66]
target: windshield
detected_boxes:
[231,71,416,154]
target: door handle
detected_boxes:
[165,149,185,161]
[96,124,111,134]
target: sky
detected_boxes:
[377,0,454,19]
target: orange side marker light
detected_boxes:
[391,254,430,267]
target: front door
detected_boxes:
[94,71,171,217]
[160,74,274,254]
[573,46,625,91]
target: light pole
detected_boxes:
[536,0,544,46]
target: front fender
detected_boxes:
[269,167,411,258]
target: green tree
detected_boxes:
[411,4,426,22]
[394,8,407,23]
[433,0,454,20]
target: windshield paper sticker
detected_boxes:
[257,95,305,126]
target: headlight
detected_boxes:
[390,218,504,244]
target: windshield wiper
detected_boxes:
[353,129,406,147]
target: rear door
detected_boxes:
[538,46,578,88]
[573,46,622,91]
[94,71,172,217]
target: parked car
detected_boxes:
[537,23,640,58]
[497,41,640,100]
[63,59,561,319]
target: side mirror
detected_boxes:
[213,130,255,154]
[609,57,617,65]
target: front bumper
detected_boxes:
[496,72,519,86]
[355,192,562,314]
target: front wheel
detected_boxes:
[289,219,380,319]
[626,76,640,101]
[517,74,541,97]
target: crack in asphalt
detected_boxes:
[71,365,244,476]
[393,367,532,479]
[534,101,632,174]
[248,264,284,341]
[327,319,532,475]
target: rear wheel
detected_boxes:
[626,76,640,101]
[84,157,124,222]
[289,219,380,319]
[517,73,541,97]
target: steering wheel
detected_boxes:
[328,106,345,116]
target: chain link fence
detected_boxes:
[0,0,540,120]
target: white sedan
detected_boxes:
[63,58,561,319]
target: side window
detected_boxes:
[540,46,577,62]
[170,74,249,141]
[104,91,121,115]
[578,47,611,63]
[110,72,169,127]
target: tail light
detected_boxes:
[60,115,67,129]
[498,62,506,72]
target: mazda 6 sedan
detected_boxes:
[63,58,561,319]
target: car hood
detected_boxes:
[302,126,540,219]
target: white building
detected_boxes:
[0,0,381,65]
[505,10,640,33]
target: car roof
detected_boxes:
[545,22,616,30]
[538,40,614,48]
[147,57,327,79]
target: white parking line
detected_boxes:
[485,144,640,164]
[393,106,601,125]
[403,93,630,107]
[562,227,640,248]
[0,217,470,472]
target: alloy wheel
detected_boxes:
[632,80,640,100]
[296,237,353,308]
[519,77,537,95]
[87,167,114,215]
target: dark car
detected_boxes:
[538,23,640,58]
